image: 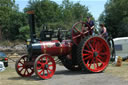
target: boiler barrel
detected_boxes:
[31,40,72,56]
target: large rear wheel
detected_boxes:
[78,36,110,72]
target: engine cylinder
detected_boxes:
[30,40,72,56]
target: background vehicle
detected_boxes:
[0,52,8,67]
[113,37,128,60]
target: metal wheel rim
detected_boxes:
[35,54,56,79]
[82,37,110,72]
[16,55,34,77]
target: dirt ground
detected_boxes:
[1,58,128,85]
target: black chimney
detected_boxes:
[27,11,36,42]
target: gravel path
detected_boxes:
[8,59,128,85]
[39,65,128,85]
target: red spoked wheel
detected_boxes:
[78,36,110,72]
[15,55,34,77]
[72,22,91,45]
[34,54,56,79]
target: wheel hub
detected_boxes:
[44,64,49,69]
[93,52,98,58]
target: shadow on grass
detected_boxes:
[55,69,103,75]
[8,75,42,81]
[8,69,103,81]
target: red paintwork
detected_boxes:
[35,54,56,79]
[82,37,110,72]
[40,40,72,56]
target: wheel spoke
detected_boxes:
[97,55,103,60]
[74,27,81,33]
[83,55,92,60]
[93,61,96,69]
[92,39,96,50]
[85,43,91,50]
[39,69,44,75]
[17,65,23,68]
[19,68,24,72]
[84,50,93,54]
[88,58,94,68]
[73,34,81,39]
[96,58,104,65]
[48,68,53,72]
[83,53,90,56]
[46,70,50,75]
[95,58,99,68]
[87,60,89,66]
[45,57,48,64]
[98,44,104,52]
[95,40,100,51]
[26,69,29,74]
[99,52,108,56]
[19,61,24,65]
[48,64,53,67]
[24,69,27,75]
[88,42,94,51]
[37,61,42,65]
[83,31,88,35]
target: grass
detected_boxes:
[0,67,42,85]
[1,61,128,85]
[105,61,128,81]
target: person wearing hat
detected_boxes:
[99,23,108,39]
[85,16,95,35]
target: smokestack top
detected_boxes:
[26,10,35,14]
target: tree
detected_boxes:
[24,0,61,27]
[99,0,128,38]
[0,0,15,40]
[24,0,93,31]
[0,0,28,40]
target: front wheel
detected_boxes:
[34,54,56,79]
[15,55,34,77]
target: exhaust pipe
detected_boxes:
[27,11,36,43]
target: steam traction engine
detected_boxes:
[15,11,110,79]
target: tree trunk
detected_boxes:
[0,26,2,40]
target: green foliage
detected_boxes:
[0,0,27,40]
[24,0,61,27]
[18,25,30,40]
[0,0,94,40]
[24,0,93,32]
[99,0,128,38]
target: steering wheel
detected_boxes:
[71,21,92,45]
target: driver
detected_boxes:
[85,16,95,35]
